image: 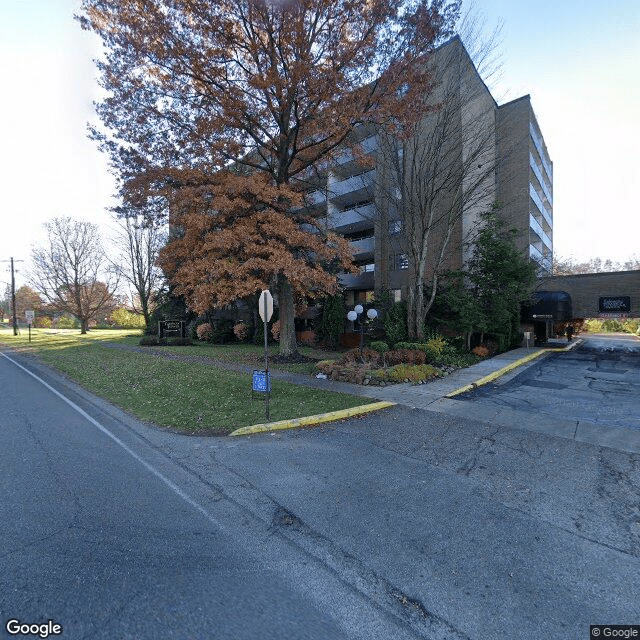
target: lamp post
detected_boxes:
[347,304,378,360]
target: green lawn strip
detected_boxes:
[27,342,372,435]
[0,328,141,351]
[114,340,334,375]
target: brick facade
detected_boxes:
[537,271,640,317]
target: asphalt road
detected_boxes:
[0,352,421,640]
[1,337,639,640]
[460,333,640,431]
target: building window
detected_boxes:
[392,289,402,302]
[389,219,402,235]
[359,262,375,274]
[389,253,409,270]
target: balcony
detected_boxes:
[333,136,378,174]
[339,271,375,290]
[328,170,376,207]
[529,123,553,181]
[328,202,376,233]
[529,184,553,230]
[529,153,553,205]
[529,243,552,272]
[349,236,375,258]
[529,214,552,252]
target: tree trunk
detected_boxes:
[80,318,89,334]
[415,282,425,341]
[277,276,297,357]
[406,283,417,341]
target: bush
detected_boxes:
[111,308,146,329]
[472,345,490,357]
[385,349,427,366]
[57,316,79,329]
[34,317,52,329]
[381,363,443,383]
[233,321,249,342]
[383,301,407,346]
[369,341,390,354]
[196,323,213,341]
[296,330,317,346]
[601,319,624,333]
[139,335,160,346]
[316,360,336,373]
[394,342,439,363]
[316,295,345,347]
[336,347,381,367]
[440,352,481,368]
[271,319,280,342]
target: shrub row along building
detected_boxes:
[294,35,553,309]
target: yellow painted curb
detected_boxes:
[445,339,584,398]
[229,401,396,437]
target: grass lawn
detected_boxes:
[0,328,373,435]
[117,335,343,375]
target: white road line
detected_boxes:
[0,351,219,527]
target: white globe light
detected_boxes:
[367,308,378,319]
[354,304,364,314]
[347,310,358,321]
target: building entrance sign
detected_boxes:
[158,320,186,340]
[598,296,631,314]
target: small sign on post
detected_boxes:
[25,310,35,342]
[258,290,273,421]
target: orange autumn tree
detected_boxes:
[158,170,354,315]
[79,0,459,355]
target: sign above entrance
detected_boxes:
[598,296,631,314]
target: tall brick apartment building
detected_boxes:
[297,36,553,308]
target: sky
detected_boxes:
[0,0,638,290]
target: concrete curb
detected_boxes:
[445,338,584,398]
[229,401,396,437]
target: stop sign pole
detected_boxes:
[259,290,274,421]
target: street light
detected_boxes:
[347,304,378,359]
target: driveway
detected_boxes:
[432,333,640,453]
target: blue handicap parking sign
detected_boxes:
[252,370,271,393]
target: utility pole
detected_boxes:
[2,257,23,336]
[11,257,17,335]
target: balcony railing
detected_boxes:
[349,236,375,257]
[338,271,375,289]
[529,184,553,230]
[328,203,375,231]
[529,123,553,181]
[529,214,552,252]
[529,153,553,205]
[329,170,376,202]
[333,135,378,167]
[529,244,552,272]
